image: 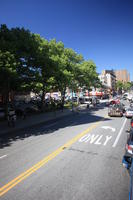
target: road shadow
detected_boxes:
[0,105,112,149]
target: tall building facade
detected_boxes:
[115,69,130,83]
[98,70,116,90]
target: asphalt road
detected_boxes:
[0,101,131,200]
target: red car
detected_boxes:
[109,99,120,106]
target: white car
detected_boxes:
[125,108,133,118]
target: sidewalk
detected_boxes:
[0,108,75,136]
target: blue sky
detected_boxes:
[0,0,133,80]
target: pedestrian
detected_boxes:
[52,99,56,117]
[7,108,16,127]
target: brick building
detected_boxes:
[115,69,130,83]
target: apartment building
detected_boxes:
[98,70,116,90]
[115,69,130,83]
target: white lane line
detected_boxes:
[112,118,127,147]
[0,155,7,159]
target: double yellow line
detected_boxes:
[0,120,102,197]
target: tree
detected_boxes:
[0,50,19,112]
[77,60,99,90]
[33,36,57,109]
[122,82,131,92]
[116,81,123,94]
[0,24,101,113]
[52,45,83,106]
[0,24,39,93]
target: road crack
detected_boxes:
[68,147,98,156]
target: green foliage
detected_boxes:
[0,51,18,90]
[116,81,131,93]
[77,60,99,89]
[116,81,123,89]
[0,24,100,108]
[0,50,20,105]
[123,82,131,91]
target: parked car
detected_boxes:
[84,97,92,105]
[108,104,124,117]
[79,97,85,104]
[125,108,133,118]
[123,118,133,157]
[125,128,133,157]
[122,123,133,170]
[72,97,77,102]
[79,96,98,106]
[102,94,109,99]
[79,97,91,104]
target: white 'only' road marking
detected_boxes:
[101,126,116,132]
[112,118,127,147]
[0,155,7,159]
[79,134,112,146]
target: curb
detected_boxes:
[0,110,77,137]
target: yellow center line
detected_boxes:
[0,117,106,197]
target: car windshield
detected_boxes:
[127,108,133,111]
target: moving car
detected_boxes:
[122,93,128,100]
[130,102,133,107]
[125,108,133,118]
[106,98,120,106]
[108,104,124,117]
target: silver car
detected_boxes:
[125,108,133,118]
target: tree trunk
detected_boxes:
[62,87,66,105]
[61,87,66,112]
[4,90,9,118]
[5,78,10,118]
[41,83,46,111]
